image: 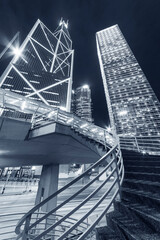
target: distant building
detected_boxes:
[96,24,160,137]
[72,85,93,123]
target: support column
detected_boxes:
[35,164,59,212]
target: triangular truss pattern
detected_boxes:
[0,19,74,111]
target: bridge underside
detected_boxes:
[0,117,100,167]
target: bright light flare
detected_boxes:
[82,84,89,89]
[21,101,26,111]
[106,126,111,132]
[12,47,22,57]
[59,19,68,28]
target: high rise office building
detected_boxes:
[72,85,93,123]
[96,24,160,137]
[0,19,74,112]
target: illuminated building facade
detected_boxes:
[72,85,93,123]
[0,19,74,112]
[96,25,160,137]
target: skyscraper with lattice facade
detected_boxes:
[96,24,160,137]
[0,19,74,112]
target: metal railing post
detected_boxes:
[56,108,59,122]
[134,136,140,152]
[22,214,31,240]
[112,150,121,202]
[104,130,107,149]
[1,168,11,194]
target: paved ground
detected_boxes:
[0,180,38,195]
[0,178,115,239]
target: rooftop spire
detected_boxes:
[59,17,68,28]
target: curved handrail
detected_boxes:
[27,155,117,232]
[0,212,87,240]
[16,142,123,240]
[15,144,118,234]
[119,135,160,155]
[31,161,118,237]
[33,166,119,240]
[32,108,115,147]
[0,86,124,239]
[13,99,124,239]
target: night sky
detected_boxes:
[0,0,160,127]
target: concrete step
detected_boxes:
[121,150,160,163]
[121,150,160,160]
[123,179,160,195]
[124,171,160,182]
[123,160,160,167]
[124,166,160,174]
[121,187,160,211]
[123,156,160,161]
[107,150,160,240]
[107,209,160,240]
[119,201,160,233]
[96,226,122,240]
[107,211,127,240]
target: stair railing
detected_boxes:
[119,135,160,155]
[0,89,124,239]
[31,108,115,148]
[15,142,124,240]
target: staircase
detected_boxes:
[0,88,124,240]
[96,149,160,240]
[14,110,124,239]
[15,143,123,240]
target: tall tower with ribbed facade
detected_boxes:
[96,25,160,139]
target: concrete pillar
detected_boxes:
[35,164,59,212]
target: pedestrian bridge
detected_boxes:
[0,88,115,168]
